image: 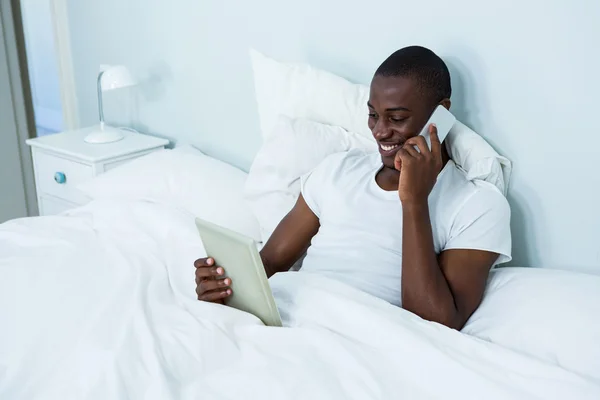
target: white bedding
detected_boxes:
[1,200,599,399]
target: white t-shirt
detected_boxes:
[300,149,511,306]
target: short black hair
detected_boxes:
[375,46,452,103]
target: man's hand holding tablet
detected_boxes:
[194,257,232,304]
[193,218,283,327]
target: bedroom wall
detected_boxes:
[64,0,600,273]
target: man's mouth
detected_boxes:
[378,142,402,156]
[380,143,400,151]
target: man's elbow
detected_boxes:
[436,313,466,330]
[403,302,467,330]
[415,308,465,330]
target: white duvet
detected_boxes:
[1,201,598,399]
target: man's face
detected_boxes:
[368,75,437,169]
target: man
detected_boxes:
[194,46,511,330]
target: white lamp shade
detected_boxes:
[100,65,137,91]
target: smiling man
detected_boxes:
[195,46,511,330]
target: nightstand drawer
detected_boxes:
[39,195,77,216]
[34,152,93,204]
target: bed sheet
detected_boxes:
[0,200,598,399]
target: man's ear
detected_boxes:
[440,98,451,110]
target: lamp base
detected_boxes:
[84,126,125,144]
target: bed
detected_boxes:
[2,143,599,399]
[2,51,600,399]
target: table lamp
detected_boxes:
[84,65,137,144]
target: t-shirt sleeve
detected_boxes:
[444,187,512,265]
[300,153,341,218]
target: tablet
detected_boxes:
[195,218,282,327]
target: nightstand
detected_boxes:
[26,127,169,216]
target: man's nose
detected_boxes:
[373,119,393,140]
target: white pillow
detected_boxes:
[245,116,376,241]
[78,145,261,240]
[249,48,511,194]
[446,121,512,196]
[463,267,600,381]
[249,48,372,141]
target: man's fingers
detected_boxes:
[394,155,402,171]
[194,257,215,268]
[397,148,413,161]
[198,277,231,293]
[403,143,421,158]
[193,257,233,303]
[198,288,233,302]
[394,148,413,170]
[394,149,404,170]
[195,265,225,279]
[405,135,429,155]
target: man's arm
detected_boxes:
[195,194,318,303]
[395,125,505,330]
[260,194,320,278]
[401,202,498,330]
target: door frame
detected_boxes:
[49,0,78,130]
[0,0,37,216]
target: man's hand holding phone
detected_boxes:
[194,257,233,303]
[394,105,455,204]
[395,124,443,205]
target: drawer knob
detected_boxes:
[54,172,67,184]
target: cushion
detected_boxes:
[249,48,372,141]
[463,267,600,381]
[446,121,512,196]
[245,116,376,241]
[78,145,261,240]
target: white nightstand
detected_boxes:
[26,127,169,216]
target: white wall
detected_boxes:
[20,0,63,132]
[65,0,600,273]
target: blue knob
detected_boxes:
[54,172,66,184]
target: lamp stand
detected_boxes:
[83,70,124,144]
[97,70,106,129]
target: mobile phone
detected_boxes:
[418,105,456,151]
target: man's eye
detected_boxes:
[368,113,378,119]
[390,117,406,123]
